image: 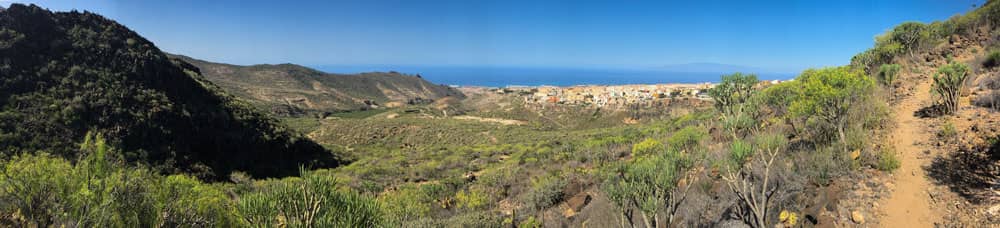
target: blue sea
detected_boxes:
[312,65,796,88]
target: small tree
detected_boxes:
[889,22,928,58]
[722,133,788,228]
[602,147,696,228]
[878,64,902,100]
[709,73,760,115]
[932,61,970,115]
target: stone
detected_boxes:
[987,204,1000,217]
[851,211,865,224]
[565,193,592,212]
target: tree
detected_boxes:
[722,133,788,228]
[932,61,970,115]
[890,22,928,58]
[878,64,902,100]
[790,67,875,152]
[601,151,694,228]
[709,73,760,115]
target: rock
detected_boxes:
[987,204,1000,217]
[566,193,592,212]
[386,113,399,119]
[851,211,865,224]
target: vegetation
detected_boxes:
[790,67,876,152]
[932,61,970,115]
[171,54,465,116]
[983,50,1000,68]
[0,4,338,179]
[6,0,992,227]
[0,133,383,227]
[708,73,759,116]
[878,64,902,99]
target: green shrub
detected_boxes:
[878,64,902,97]
[984,50,1000,68]
[790,67,875,151]
[522,172,568,212]
[877,147,901,172]
[939,121,958,139]
[236,169,385,227]
[932,62,970,115]
[0,133,238,227]
[632,138,664,157]
[728,139,754,167]
[667,126,707,153]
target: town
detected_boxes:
[487,79,789,107]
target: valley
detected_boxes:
[2,1,1000,228]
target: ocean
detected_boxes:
[312,65,796,87]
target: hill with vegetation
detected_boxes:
[3,1,1000,227]
[0,4,339,179]
[169,54,465,116]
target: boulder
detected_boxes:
[566,193,592,212]
[851,211,865,224]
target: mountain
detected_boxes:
[169,55,465,116]
[658,62,787,74]
[0,4,340,179]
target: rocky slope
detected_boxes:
[0,4,340,179]
[169,54,465,116]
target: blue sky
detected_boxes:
[3,0,986,72]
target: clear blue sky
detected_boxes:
[4,0,986,72]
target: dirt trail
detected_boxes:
[879,77,940,227]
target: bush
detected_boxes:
[0,133,238,227]
[878,64,902,97]
[632,138,664,157]
[790,67,875,151]
[522,172,568,212]
[984,50,1000,68]
[974,90,1000,110]
[668,126,707,153]
[939,121,958,139]
[728,139,754,167]
[932,62,970,115]
[236,169,385,227]
[877,147,901,172]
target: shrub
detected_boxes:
[877,147,901,172]
[728,139,754,167]
[601,151,692,228]
[632,138,664,157]
[790,67,875,152]
[939,121,958,139]
[0,133,239,227]
[522,172,568,213]
[932,62,970,115]
[668,126,707,153]
[235,169,385,227]
[878,64,902,97]
[984,50,1000,68]
[974,90,1000,110]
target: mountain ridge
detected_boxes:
[169,54,465,117]
[0,3,339,179]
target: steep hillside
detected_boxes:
[847,1,1000,226]
[170,54,465,116]
[0,4,339,179]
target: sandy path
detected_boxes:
[879,77,940,227]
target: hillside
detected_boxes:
[0,4,339,179]
[169,54,465,116]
